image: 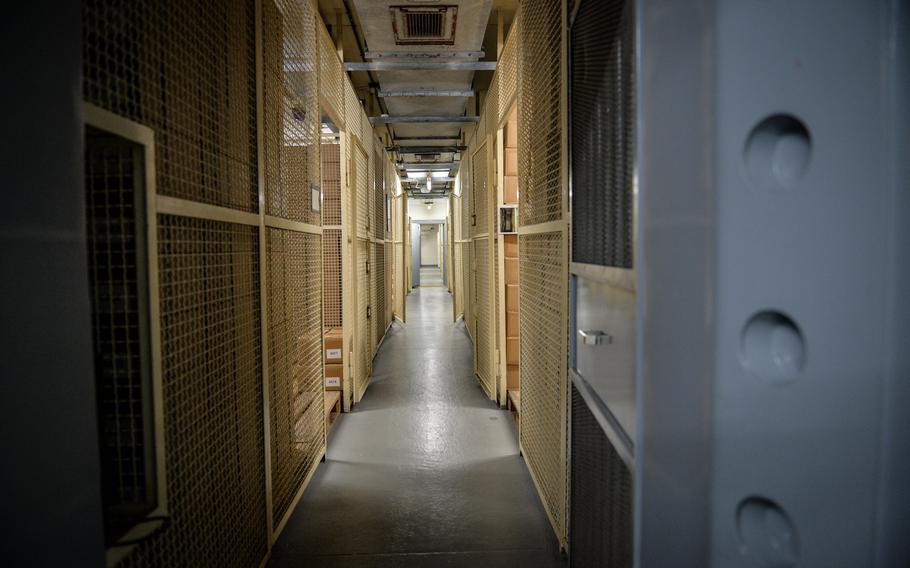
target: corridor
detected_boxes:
[418,267,444,287]
[269,288,564,567]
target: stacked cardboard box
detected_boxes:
[324,328,343,391]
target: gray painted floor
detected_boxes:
[269,287,566,567]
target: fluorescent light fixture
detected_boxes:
[427,179,432,191]
[430,171,449,179]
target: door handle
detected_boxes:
[578,329,612,346]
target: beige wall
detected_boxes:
[407,197,449,220]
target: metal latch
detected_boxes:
[367,305,372,319]
[366,260,371,274]
[578,329,611,346]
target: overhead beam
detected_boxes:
[398,162,459,169]
[370,115,479,124]
[345,61,497,71]
[393,135,461,141]
[378,89,475,98]
[403,177,456,182]
[365,50,485,59]
[387,146,467,153]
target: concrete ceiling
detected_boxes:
[319,0,516,196]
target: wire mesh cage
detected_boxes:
[317,21,345,130]
[498,11,521,125]
[266,228,324,525]
[263,0,321,226]
[518,0,563,226]
[474,237,492,396]
[519,231,567,542]
[136,215,267,567]
[570,385,633,567]
[83,0,258,212]
[570,0,635,268]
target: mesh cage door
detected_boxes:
[570,385,633,567]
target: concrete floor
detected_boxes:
[269,287,565,567]
[418,266,444,287]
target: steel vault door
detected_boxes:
[568,0,637,566]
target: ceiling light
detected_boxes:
[430,171,448,179]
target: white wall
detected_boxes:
[408,197,449,221]
[420,225,439,266]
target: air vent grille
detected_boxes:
[407,11,443,37]
[391,6,457,45]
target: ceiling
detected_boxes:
[317,0,517,197]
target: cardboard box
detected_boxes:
[506,284,519,312]
[507,337,520,365]
[503,176,518,205]
[324,363,343,391]
[505,147,518,177]
[504,235,518,258]
[507,311,519,334]
[324,328,343,363]
[505,258,519,285]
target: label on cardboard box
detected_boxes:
[325,376,341,388]
[326,348,342,360]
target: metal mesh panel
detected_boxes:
[374,148,385,240]
[570,385,633,567]
[321,143,342,226]
[453,241,464,316]
[520,231,567,541]
[323,229,343,330]
[472,141,489,236]
[466,241,474,340]
[571,0,634,268]
[354,140,370,238]
[486,77,499,136]
[263,0,321,225]
[267,228,324,525]
[369,243,378,351]
[357,239,372,390]
[498,11,520,124]
[345,80,362,146]
[374,243,387,347]
[122,215,266,567]
[318,21,345,129]
[494,235,501,385]
[385,241,393,323]
[85,129,156,544]
[83,0,258,212]
[518,0,563,226]
[474,238,492,395]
